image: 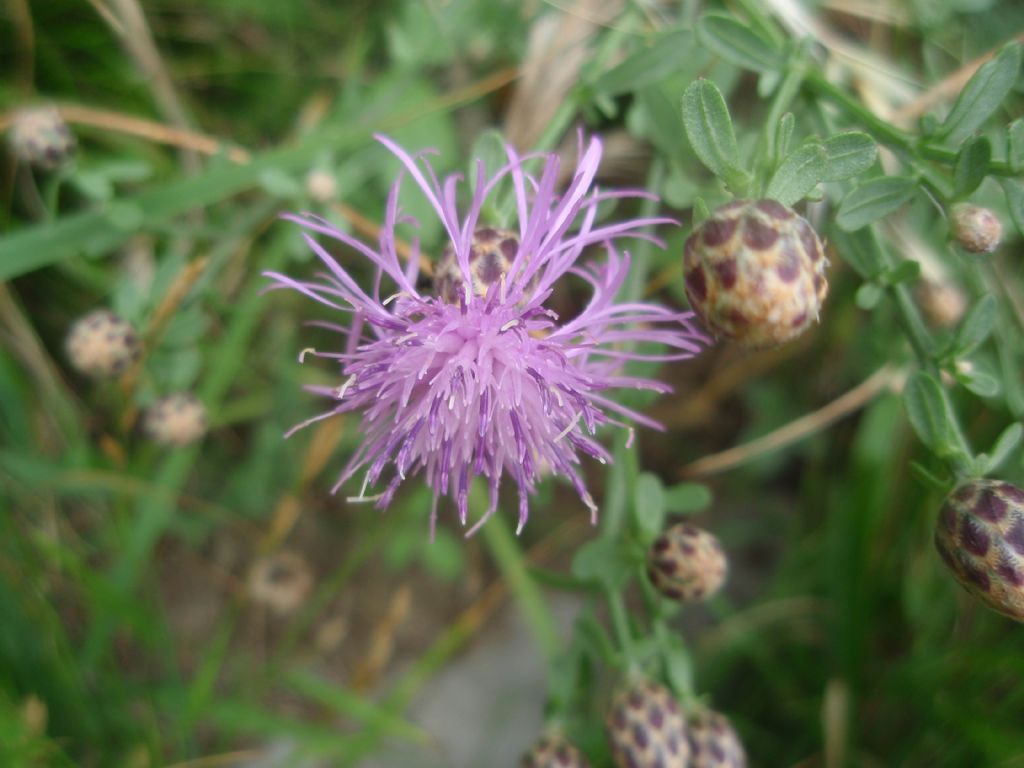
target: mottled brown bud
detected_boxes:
[247,550,314,614]
[434,227,532,303]
[950,203,1002,254]
[144,393,207,447]
[683,199,828,348]
[606,681,690,768]
[65,310,141,379]
[934,479,1024,621]
[646,524,727,603]
[8,106,76,170]
[520,732,591,768]
[687,709,747,768]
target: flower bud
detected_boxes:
[687,709,747,768]
[521,733,591,768]
[65,310,142,379]
[247,550,314,615]
[684,199,828,348]
[949,203,1002,254]
[915,277,967,329]
[305,168,337,203]
[144,393,207,447]
[434,227,525,304]
[8,106,76,170]
[607,681,690,768]
[646,523,727,603]
[934,479,1024,621]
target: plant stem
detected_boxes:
[606,588,635,661]
[476,487,561,664]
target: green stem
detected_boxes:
[476,487,561,664]
[807,72,1015,176]
[606,588,635,662]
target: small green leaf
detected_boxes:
[960,369,1000,398]
[855,282,883,310]
[953,294,997,356]
[904,371,946,452]
[836,176,918,231]
[765,141,827,206]
[634,472,666,541]
[692,197,711,227]
[571,538,632,589]
[879,260,921,286]
[1009,119,1024,173]
[1001,178,1024,237]
[820,132,877,181]
[595,30,694,96]
[986,423,1023,473]
[952,136,991,199]
[697,13,783,73]
[682,79,749,190]
[774,112,795,163]
[663,482,712,514]
[903,371,970,461]
[937,43,1022,145]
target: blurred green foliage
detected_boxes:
[1,0,1024,766]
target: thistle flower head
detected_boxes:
[265,134,707,535]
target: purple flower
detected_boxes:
[265,134,707,535]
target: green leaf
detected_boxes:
[697,13,783,73]
[570,538,632,589]
[986,423,1023,473]
[1001,178,1024,237]
[681,79,749,190]
[595,30,694,96]
[835,176,918,231]
[960,369,1000,398]
[1009,118,1024,173]
[903,371,948,452]
[881,260,921,286]
[953,294,997,356]
[820,132,877,181]
[634,472,666,541]
[952,136,991,199]
[937,43,1022,145]
[765,141,827,206]
[903,371,970,461]
[855,282,883,310]
[663,482,712,513]
[774,112,795,163]
[692,197,711,227]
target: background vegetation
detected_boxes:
[1,0,1023,765]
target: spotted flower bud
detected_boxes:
[684,199,828,348]
[247,550,314,615]
[934,479,1024,621]
[606,681,690,768]
[65,310,141,379]
[144,393,207,447]
[8,106,76,170]
[434,227,527,304]
[949,203,1002,254]
[647,523,727,603]
[521,733,591,768]
[687,709,747,768]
